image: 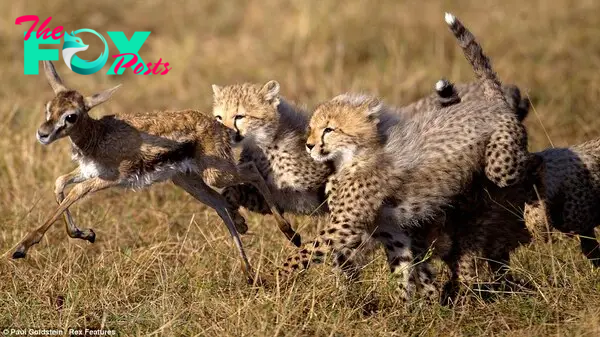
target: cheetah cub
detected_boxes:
[210,78,528,301]
[276,13,535,300]
[399,79,542,303]
[417,170,540,304]
[524,139,600,267]
[212,82,334,247]
[211,79,529,225]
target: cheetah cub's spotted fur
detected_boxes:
[413,171,540,304]
[400,80,531,122]
[211,79,529,223]
[402,79,541,303]
[212,82,334,222]
[524,138,600,267]
[277,13,535,300]
[211,79,529,301]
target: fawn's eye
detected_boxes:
[65,114,78,124]
[323,127,334,134]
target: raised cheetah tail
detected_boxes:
[444,13,506,104]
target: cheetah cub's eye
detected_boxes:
[215,116,222,122]
[323,127,334,134]
[234,115,245,121]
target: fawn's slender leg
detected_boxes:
[13,178,118,259]
[236,162,301,247]
[54,168,95,243]
[172,173,257,284]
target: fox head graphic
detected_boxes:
[61,29,108,75]
[62,31,89,70]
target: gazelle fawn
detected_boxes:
[12,61,300,284]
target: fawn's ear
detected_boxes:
[84,84,122,110]
[260,80,280,106]
[43,61,68,94]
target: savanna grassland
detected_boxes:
[1,0,600,336]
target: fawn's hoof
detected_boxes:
[12,250,26,259]
[232,212,249,234]
[291,233,302,247]
[71,228,96,243]
[236,221,249,235]
[247,275,267,287]
[85,230,96,243]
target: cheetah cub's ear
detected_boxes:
[211,84,222,98]
[260,80,280,107]
[361,96,383,123]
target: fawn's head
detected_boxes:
[37,61,121,145]
[211,80,281,146]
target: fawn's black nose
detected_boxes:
[306,143,315,151]
[36,125,53,144]
[37,130,50,138]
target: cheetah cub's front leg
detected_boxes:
[277,175,384,283]
[277,222,435,305]
[276,174,432,304]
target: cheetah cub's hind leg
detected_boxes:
[415,262,439,302]
[445,13,530,188]
[441,250,479,306]
[483,113,530,187]
[561,184,600,267]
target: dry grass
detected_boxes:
[1,0,600,335]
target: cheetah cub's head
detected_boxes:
[306,94,383,166]
[212,80,281,146]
